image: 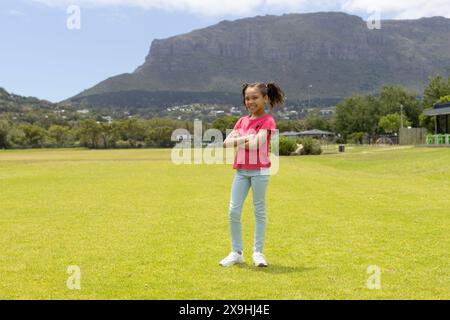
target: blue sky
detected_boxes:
[1,0,449,102]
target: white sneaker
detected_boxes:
[252,252,268,267]
[219,251,244,267]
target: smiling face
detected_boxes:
[244,86,269,117]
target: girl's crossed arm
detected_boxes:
[223,129,268,150]
[223,130,255,148]
[243,129,269,150]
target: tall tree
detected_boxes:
[119,118,146,147]
[421,76,450,132]
[379,113,411,133]
[305,110,332,131]
[378,85,421,127]
[211,116,238,137]
[78,119,102,148]
[19,123,47,147]
[335,95,382,141]
[48,125,71,147]
[0,119,10,148]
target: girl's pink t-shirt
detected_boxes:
[232,114,276,170]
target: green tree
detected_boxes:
[78,119,102,148]
[145,126,175,147]
[379,113,411,134]
[278,136,297,155]
[277,120,305,133]
[423,76,450,109]
[0,119,10,148]
[19,123,47,147]
[96,122,121,148]
[378,85,422,127]
[48,125,71,147]
[211,116,238,136]
[304,110,331,131]
[296,137,322,155]
[348,132,364,144]
[335,85,422,142]
[438,95,450,103]
[335,95,381,142]
[119,118,146,147]
[421,76,450,132]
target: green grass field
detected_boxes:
[0,146,449,299]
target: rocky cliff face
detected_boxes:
[69,12,450,107]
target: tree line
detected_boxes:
[0,117,200,149]
[335,76,450,143]
[0,115,329,149]
[1,76,449,149]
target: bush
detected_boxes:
[0,119,10,148]
[334,136,345,144]
[296,137,322,155]
[115,140,131,148]
[348,132,364,144]
[7,126,26,148]
[278,136,297,155]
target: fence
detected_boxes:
[425,134,450,145]
[399,128,428,145]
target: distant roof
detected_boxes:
[298,129,335,136]
[280,129,335,136]
[433,102,450,109]
[423,106,450,116]
[280,131,301,136]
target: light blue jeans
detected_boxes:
[228,169,270,253]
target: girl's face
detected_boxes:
[244,87,268,115]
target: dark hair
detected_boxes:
[242,82,285,112]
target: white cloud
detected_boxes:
[30,0,450,18]
[342,0,450,19]
[8,9,27,16]
[31,0,266,16]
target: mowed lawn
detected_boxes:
[0,146,448,299]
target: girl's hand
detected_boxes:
[245,134,256,141]
[231,132,240,138]
[228,130,240,138]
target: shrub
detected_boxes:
[278,136,297,155]
[348,132,364,144]
[296,137,322,155]
[115,140,131,148]
[335,136,345,144]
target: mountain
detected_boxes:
[0,87,55,113]
[67,12,450,110]
[0,87,120,126]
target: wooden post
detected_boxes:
[447,114,449,144]
[435,115,438,144]
[446,114,449,134]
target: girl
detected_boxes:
[220,82,285,267]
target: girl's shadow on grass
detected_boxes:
[236,263,314,274]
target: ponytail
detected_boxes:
[266,82,285,111]
[242,82,285,112]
